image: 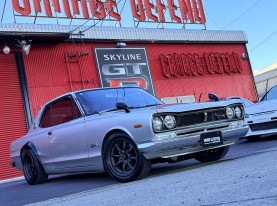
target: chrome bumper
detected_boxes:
[138,121,249,159]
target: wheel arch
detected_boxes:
[20,142,38,161]
[101,128,135,169]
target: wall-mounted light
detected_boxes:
[3,45,10,54]
[241,53,248,61]
[117,42,126,47]
[17,39,31,55]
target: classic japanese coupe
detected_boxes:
[10,87,248,184]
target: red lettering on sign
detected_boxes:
[167,0,181,23]
[80,0,89,18]
[71,0,80,15]
[12,0,205,25]
[53,0,61,13]
[144,0,158,22]
[174,53,183,77]
[222,53,231,74]
[160,54,171,78]
[194,54,204,75]
[181,53,191,76]
[191,0,205,24]
[89,0,106,19]
[233,52,242,73]
[33,0,42,13]
[161,52,243,78]
[156,0,166,22]
[43,0,52,17]
[106,0,121,20]
[129,0,146,21]
[178,0,194,23]
[12,0,31,16]
[108,78,147,89]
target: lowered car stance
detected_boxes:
[10,87,248,184]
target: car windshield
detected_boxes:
[76,88,163,115]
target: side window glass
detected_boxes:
[40,105,51,128]
[265,86,277,101]
[52,96,73,126]
[72,99,82,119]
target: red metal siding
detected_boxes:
[0,53,26,180]
[144,43,257,102]
[23,42,257,118]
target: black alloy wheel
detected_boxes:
[104,132,152,182]
[22,148,48,185]
[23,151,35,181]
[109,139,138,176]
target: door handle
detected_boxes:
[48,131,52,136]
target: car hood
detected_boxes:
[154,100,241,113]
[245,99,277,115]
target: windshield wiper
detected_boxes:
[137,103,163,108]
[98,106,134,115]
[98,108,118,115]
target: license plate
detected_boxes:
[200,131,223,147]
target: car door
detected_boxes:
[44,95,91,169]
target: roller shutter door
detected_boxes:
[0,53,27,180]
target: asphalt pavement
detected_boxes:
[1,135,277,206]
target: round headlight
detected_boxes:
[234,106,242,118]
[226,107,234,119]
[164,115,176,129]
[153,117,163,131]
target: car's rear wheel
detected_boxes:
[194,146,230,163]
[246,135,261,141]
[22,148,48,185]
[103,132,152,182]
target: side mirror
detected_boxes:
[116,102,130,113]
[208,93,219,102]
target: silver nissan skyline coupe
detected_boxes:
[10,87,248,184]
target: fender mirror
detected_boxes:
[208,93,219,102]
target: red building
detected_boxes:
[0,24,257,181]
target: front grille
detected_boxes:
[250,121,277,131]
[176,108,228,128]
[208,109,227,121]
[177,113,204,126]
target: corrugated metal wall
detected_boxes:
[145,43,257,102]
[23,42,257,119]
[0,53,26,180]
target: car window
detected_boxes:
[72,98,82,119]
[76,88,163,115]
[262,86,277,101]
[40,105,51,128]
[51,96,74,126]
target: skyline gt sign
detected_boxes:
[11,0,206,27]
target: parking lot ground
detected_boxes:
[28,146,277,206]
[1,135,277,206]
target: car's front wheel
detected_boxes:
[103,132,152,182]
[194,146,230,163]
[22,148,48,185]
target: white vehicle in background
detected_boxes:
[244,85,277,141]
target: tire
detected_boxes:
[194,146,230,163]
[246,135,261,141]
[22,149,48,185]
[103,132,152,182]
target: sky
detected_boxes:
[1,0,277,73]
